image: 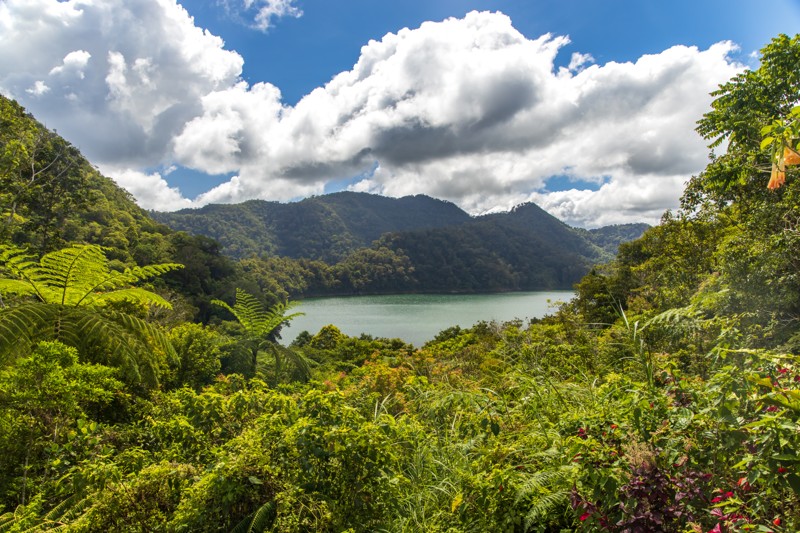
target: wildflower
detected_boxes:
[785,145,800,165]
[768,161,786,190]
[773,517,781,526]
[579,512,591,521]
[766,405,779,412]
[610,424,618,429]
[778,466,788,473]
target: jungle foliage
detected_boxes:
[0,33,799,533]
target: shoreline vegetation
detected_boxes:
[0,33,799,532]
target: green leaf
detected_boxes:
[788,473,800,495]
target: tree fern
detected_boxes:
[213,288,310,383]
[0,244,182,387]
[212,288,302,340]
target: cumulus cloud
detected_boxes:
[219,0,302,31]
[102,166,193,212]
[0,0,243,167]
[185,12,740,225]
[0,5,743,226]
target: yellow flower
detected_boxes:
[768,161,786,190]
[784,145,800,166]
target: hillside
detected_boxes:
[154,194,646,265]
[154,194,648,292]
[152,193,471,262]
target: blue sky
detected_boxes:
[1,0,798,226]
[184,0,788,104]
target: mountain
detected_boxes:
[152,193,471,262]
[154,195,649,292]
[374,203,609,291]
[1,92,647,297]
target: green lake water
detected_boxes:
[282,291,574,347]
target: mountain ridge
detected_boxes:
[152,192,648,264]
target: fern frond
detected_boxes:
[0,303,172,387]
[0,303,60,363]
[0,245,49,301]
[515,467,572,502]
[229,501,276,533]
[0,278,39,298]
[0,512,15,532]
[42,494,89,522]
[38,245,109,305]
[213,289,303,339]
[523,489,571,530]
[269,344,312,382]
[84,287,173,309]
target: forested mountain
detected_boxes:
[152,193,471,261]
[153,192,645,264]
[153,192,648,292]
[1,34,800,532]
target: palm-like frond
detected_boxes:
[268,343,312,382]
[213,289,308,383]
[0,244,182,307]
[212,288,303,339]
[0,494,93,532]
[229,501,276,533]
[0,244,182,387]
[0,303,174,386]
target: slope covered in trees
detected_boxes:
[0,33,799,533]
[154,191,648,293]
[152,192,472,262]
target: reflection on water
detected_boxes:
[281,291,574,347]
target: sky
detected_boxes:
[1,1,798,227]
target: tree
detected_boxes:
[212,288,310,383]
[0,244,182,386]
[0,96,89,251]
[687,33,800,206]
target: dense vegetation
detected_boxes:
[0,33,799,533]
[153,192,648,294]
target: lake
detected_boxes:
[281,291,574,347]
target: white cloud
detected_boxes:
[0,0,243,167]
[568,51,594,72]
[102,166,193,211]
[249,0,302,31]
[0,6,744,225]
[49,50,91,78]
[220,0,302,31]
[26,80,50,96]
